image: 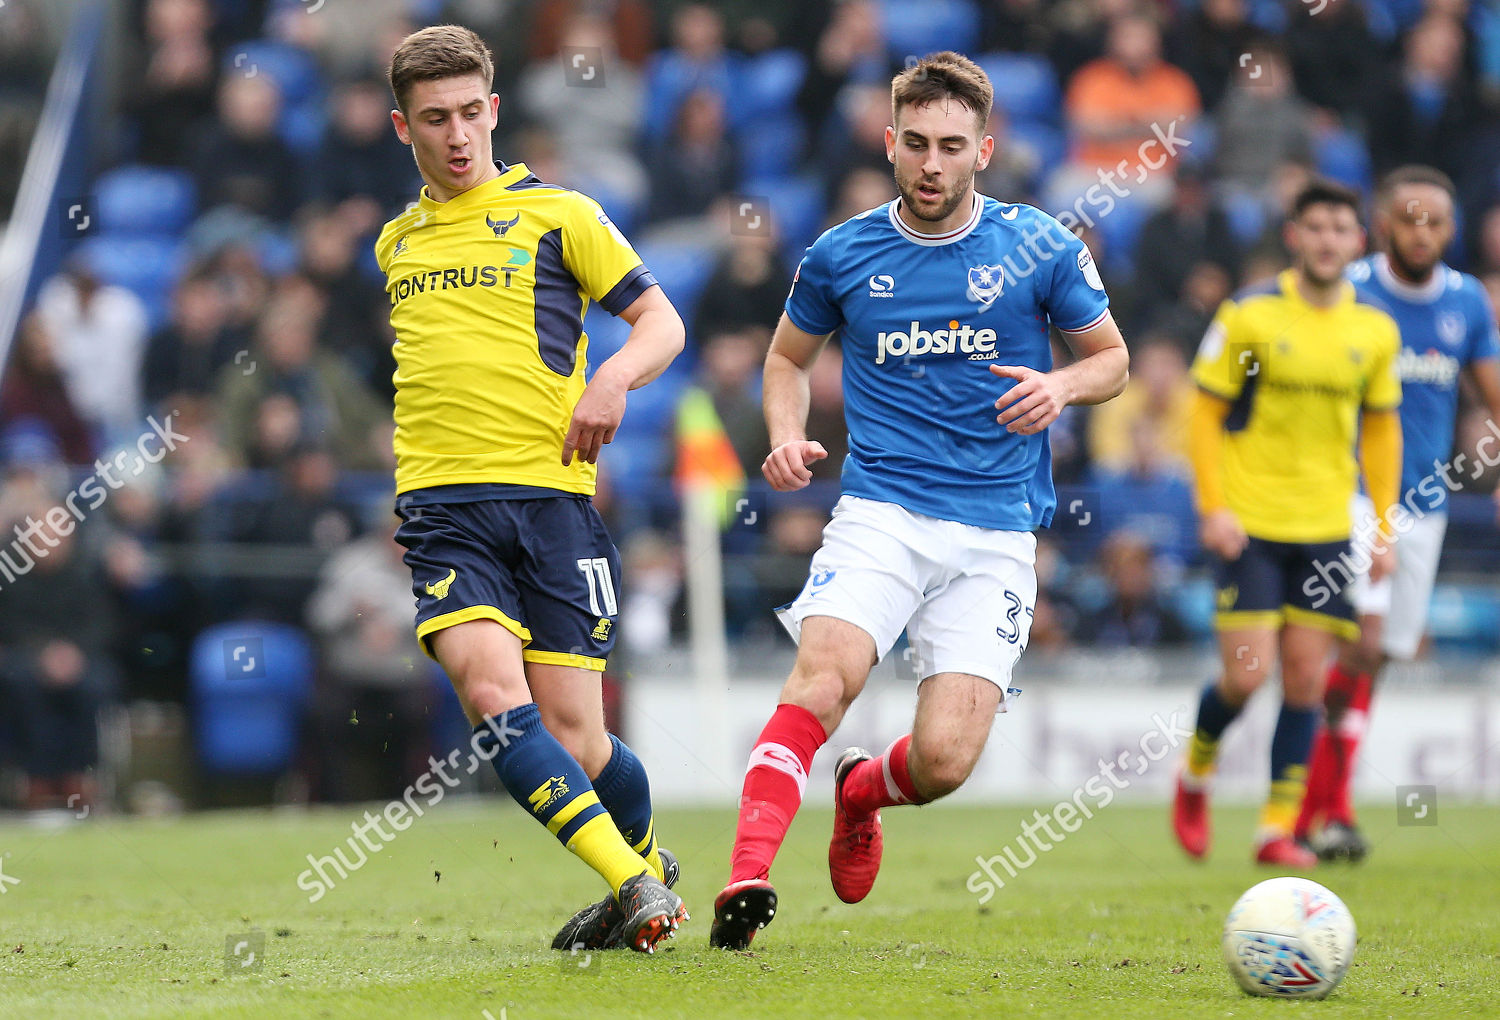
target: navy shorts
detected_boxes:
[1211,536,1358,640]
[394,492,621,670]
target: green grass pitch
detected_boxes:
[1,799,1496,1018]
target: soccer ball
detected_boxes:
[1222,877,1357,999]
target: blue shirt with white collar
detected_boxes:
[1347,254,1500,513]
[785,194,1110,530]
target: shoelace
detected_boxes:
[840,818,879,856]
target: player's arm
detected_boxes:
[1360,316,1404,580]
[1464,357,1500,522]
[762,312,833,491]
[1189,389,1249,561]
[1358,408,1401,582]
[563,285,684,466]
[991,311,1129,435]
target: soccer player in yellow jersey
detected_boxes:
[377,26,686,952]
[1172,180,1402,868]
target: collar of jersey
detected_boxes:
[416,161,530,214]
[1372,252,1446,304]
[888,191,982,246]
[1278,268,1355,309]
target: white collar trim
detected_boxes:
[1374,253,1446,304]
[888,192,983,246]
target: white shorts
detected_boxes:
[775,496,1038,694]
[1348,493,1448,660]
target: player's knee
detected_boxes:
[784,663,863,730]
[910,747,975,800]
[1219,670,1261,705]
[1350,640,1384,677]
[554,726,612,777]
[1280,668,1323,709]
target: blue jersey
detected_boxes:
[1347,254,1500,513]
[786,194,1110,531]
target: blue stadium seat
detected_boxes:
[221,41,326,156]
[879,0,981,63]
[1091,194,1157,276]
[1427,584,1500,653]
[737,111,807,182]
[740,49,807,122]
[279,101,327,157]
[742,174,827,267]
[633,239,717,325]
[1223,190,1267,246]
[1314,128,1372,193]
[222,40,322,107]
[1170,575,1217,639]
[94,165,196,237]
[583,302,632,367]
[257,230,300,277]
[976,53,1060,124]
[642,51,745,140]
[190,621,313,775]
[77,235,187,330]
[1007,120,1067,178]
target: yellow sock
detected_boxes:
[565,813,651,897]
[632,822,664,882]
[1259,766,1308,838]
[1186,731,1220,779]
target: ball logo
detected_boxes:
[876,320,998,364]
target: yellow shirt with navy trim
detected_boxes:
[1191,269,1401,543]
[375,162,656,495]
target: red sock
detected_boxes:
[728,704,827,884]
[1295,727,1338,838]
[1327,673,1374,825]
[1296,663,1365,837]
[842,734,927,816]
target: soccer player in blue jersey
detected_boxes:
[708,52,1129,949]
[377,26,687,953]
[1296,166,1500,860]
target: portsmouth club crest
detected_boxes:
[1437,311,1465,347]
[967,263,1006,310]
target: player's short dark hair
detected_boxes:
[1290,178,1362,222]
[388,24,494,114]
[890,51,993,133]
[1376,165,1456,206]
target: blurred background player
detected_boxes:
[1297,166,1500,861]
[376,26,686,953]
[1173,180,1402,868]
[710,52,1129,950]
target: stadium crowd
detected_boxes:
[2,0,1500,809]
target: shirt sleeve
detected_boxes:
[1190,299,1247,400]
[1363,313,1402,411]
[1468,282,1500,364]
[564,194,658,315]
[1043,222,1110,333]
[783,228,842,336]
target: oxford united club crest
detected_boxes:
[967,263,1005,310]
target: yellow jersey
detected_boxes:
[1191,270,1401,543]
[375,162,655,495]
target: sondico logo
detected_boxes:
[876,319,998,365]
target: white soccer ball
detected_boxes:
[1222,877,1357,999]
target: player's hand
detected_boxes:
[990,365,1071,435]
[563,372,627,466]
[1368,538,1397,583]
[1200,508,1248,561]
[762,440,827,491]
